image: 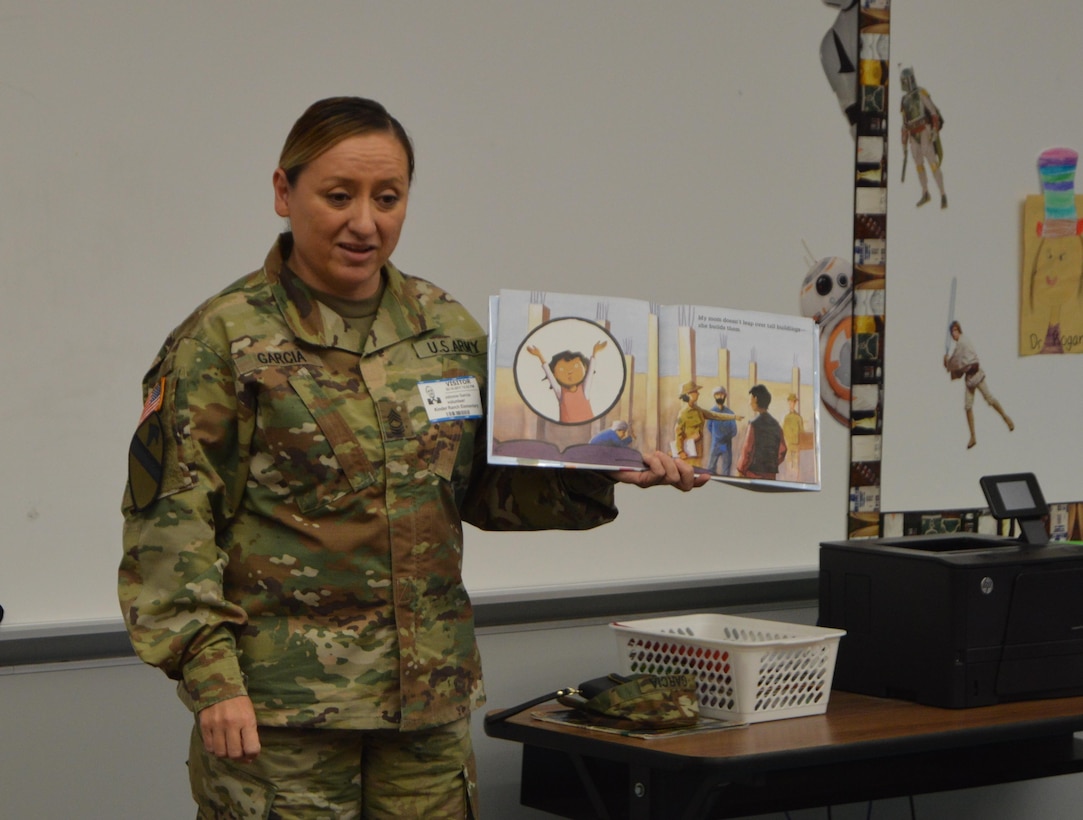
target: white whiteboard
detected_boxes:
[880,0,1083,513]
[2,0,1018,628]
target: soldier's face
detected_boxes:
[273,132,410,300]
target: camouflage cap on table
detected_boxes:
[559,673,699,729]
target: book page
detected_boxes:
[489,291,820,490]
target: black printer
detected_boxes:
[819,533,1083,708]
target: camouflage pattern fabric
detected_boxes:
[186,716,477,819]
[119,234,617,732]
[558,673,699,729]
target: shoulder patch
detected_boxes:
[138,378,165,424]
[413,336,488,358]
[128,412,165,512]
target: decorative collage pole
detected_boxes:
[848,2,891,538]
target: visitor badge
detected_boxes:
[418,377,483,422]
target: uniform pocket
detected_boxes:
[249,367,377,515]
[416,418,466,482]
[188,729,277,820]
[404,368,481,485]
[162,367,201,499]
[287,370,378,509]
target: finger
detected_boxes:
[225,725,248,760]
[665,452,711,491]
[211,722,255,762]
[641,451,672,485]
[200,719,227,758]
[199,698,260,761]
[619,451,708,490]
[619,452,661,487]
[242,724,262,761]
[669,454,698,491]
[649,450,684,487]
[234,725,262,763]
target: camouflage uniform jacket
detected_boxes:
[120,234,617,731]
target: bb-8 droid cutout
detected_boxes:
[800,256,853,425]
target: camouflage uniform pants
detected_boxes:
[187,716,478,819]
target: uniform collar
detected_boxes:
[263,233,431,353]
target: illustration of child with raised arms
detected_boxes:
[526,340,607,424]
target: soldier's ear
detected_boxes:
[273,169,291,218]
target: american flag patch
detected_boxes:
[138,378,166,424]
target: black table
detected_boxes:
[484,691,1083,819]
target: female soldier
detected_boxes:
[119,97,704,819]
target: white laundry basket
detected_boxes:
[611,613,846,724]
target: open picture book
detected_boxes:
[487,290,821,490]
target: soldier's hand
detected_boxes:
[615,450,709,491]
[199,695,262,763]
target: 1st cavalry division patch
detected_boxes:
[128,412,165,511]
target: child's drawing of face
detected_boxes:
[552,356,586,389]
[1032,236,1083,312]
